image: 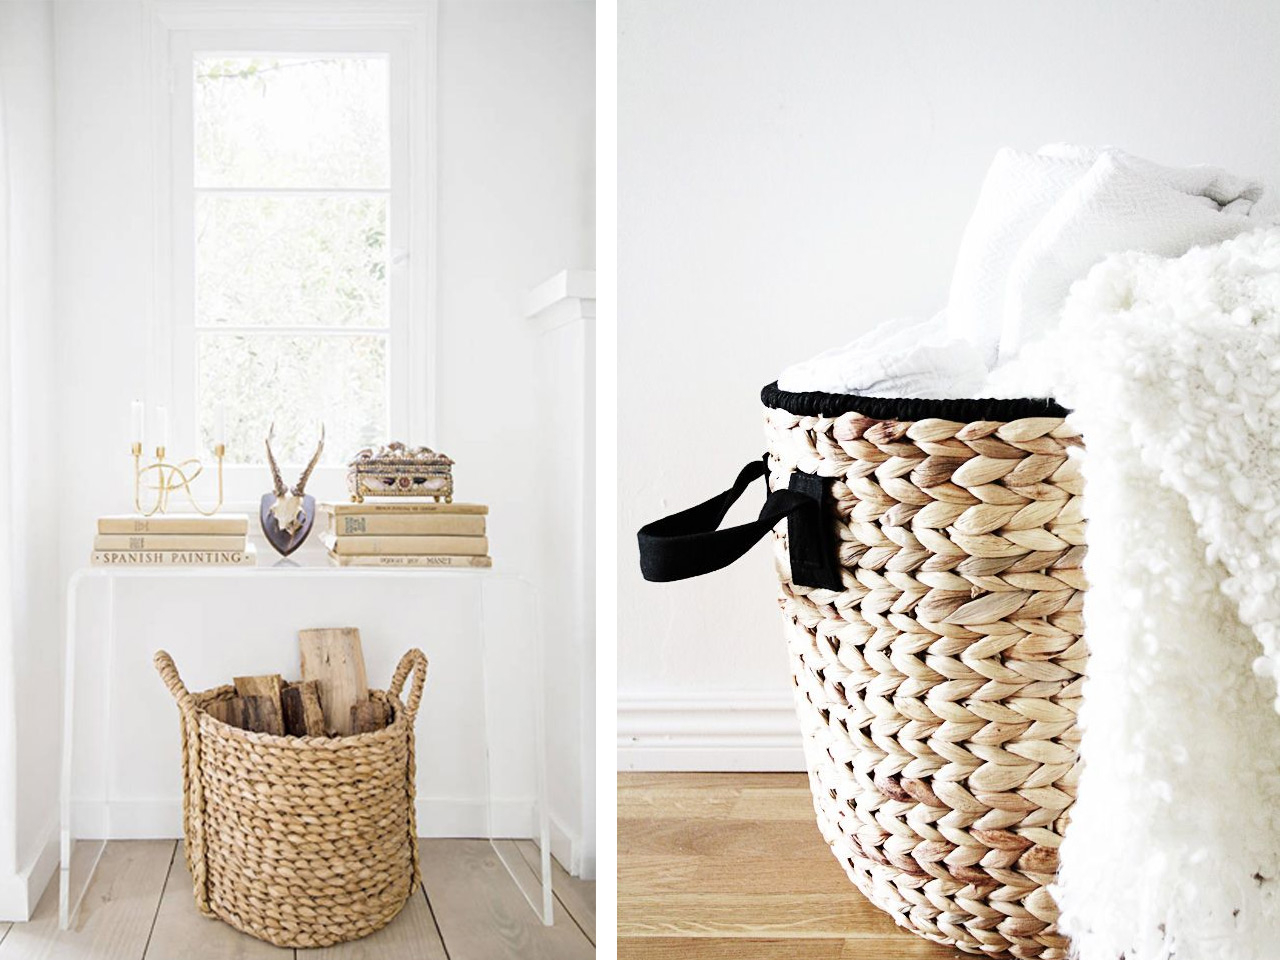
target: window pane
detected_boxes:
[199,333,387,466]
[197,195,388,328]
[195,56,389,188]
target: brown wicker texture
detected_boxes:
[763,406,1086,960]
[153,648,428,948]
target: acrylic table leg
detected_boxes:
[482,575,554,925]
[58,572,78,929]
[527,576,554,924]
[59,571,107,931]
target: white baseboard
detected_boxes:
[0,816,59,921]
[617,691,805,772]
[71,797,537,840]
[547,811,596,880]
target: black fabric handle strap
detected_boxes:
[637,459,842,590]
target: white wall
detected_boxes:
[528,274,595,876]
[0,0,593,918]
[437,0,595,873]
[617,0,1280,768]
[0,0,62,919]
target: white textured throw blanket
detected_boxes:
[778,145,1268,398]
[952,145,1265,366]
[1005,227,1280,960]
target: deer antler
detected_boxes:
[264,423,287,498]
[293,423,325,497]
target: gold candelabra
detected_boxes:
[132,442,225,516]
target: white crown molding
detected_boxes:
[526,269,596,333]
[618,691,806,772]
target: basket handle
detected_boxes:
[389,648,429,723]
[153,650,199,723]
[637,457,842,590]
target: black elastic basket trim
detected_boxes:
[761,382,1070,421]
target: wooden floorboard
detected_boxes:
[144,841,293,960]
[619,892,907,939]
[420,839,593,960]
[618,937,956,959]
[513,839,597,944]
[618,773,816,821]
[0,840,174,960]
[619,816,834,861]
[622,853,878,896]
[618,772,964,958]
[306,878,446,960]
[4,838,568,960]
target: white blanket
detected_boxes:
[993,147,1264,364]
[775,313,988,399]
[946,145,1095,367]
[999,228,1280,960]
[778,146,1268,397]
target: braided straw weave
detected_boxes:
[764,403,1086,959]
[153,648,428,948]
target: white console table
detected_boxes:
[59,565,552,930]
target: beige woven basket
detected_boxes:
[638,385,1087,958]
[764,388,1086,959]
[153,647,428,949]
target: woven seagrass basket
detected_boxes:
[153,648,428,949]
[639,384,1086,960]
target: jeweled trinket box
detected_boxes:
[347,443,454,502]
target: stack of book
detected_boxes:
[320,502,491,568]
[92,514,255,566]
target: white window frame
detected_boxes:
[147,1,436,506]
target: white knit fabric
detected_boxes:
[997,228,1280,960]
[998,150,1264,364]
[775,313,987,399]
[946,146,1094,367]
[782,146,1266,397]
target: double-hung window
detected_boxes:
[163,16,431,498]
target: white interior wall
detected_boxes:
[437,0,595,873]
[528,274,596,877]
[0,0,592,918]
[0,0,61,919]
[618,0,1280,769]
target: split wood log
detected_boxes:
[298,627,369,736]
[281,680,326,736]
[205,698,238,726]
[350,699,389,734]
[238,694,284,735]
[233,674,284,721]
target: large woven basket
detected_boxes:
[638,384,1086,959]
[153,648,428,948]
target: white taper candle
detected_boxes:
[130,400,144,446]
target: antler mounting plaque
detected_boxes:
[261,423,325,556]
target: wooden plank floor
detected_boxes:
[421,841,594,960]
[515,840,595,944]
[0,839,594,960]
[618,772,966,960]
